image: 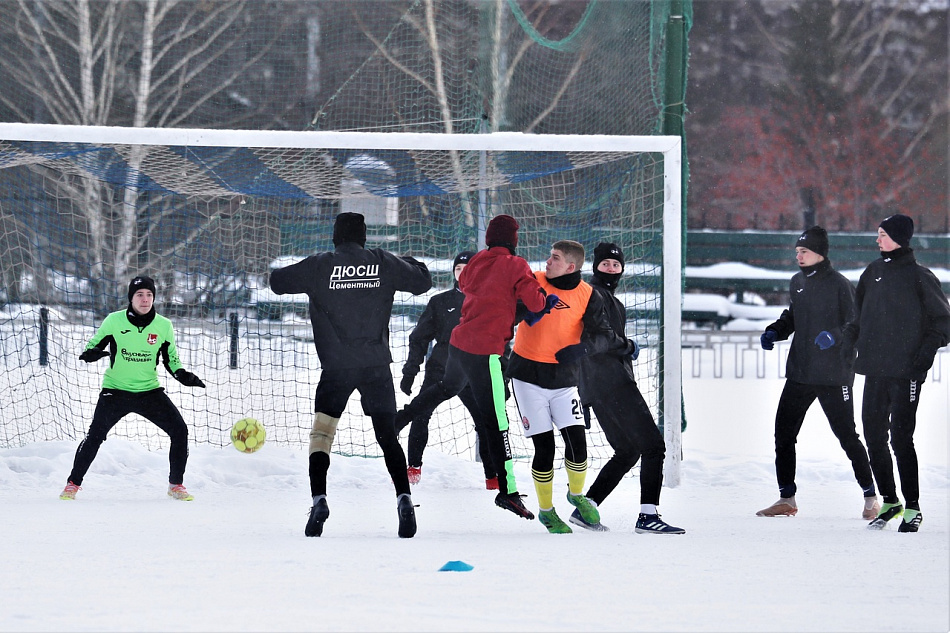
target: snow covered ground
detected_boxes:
[1,358,947,632]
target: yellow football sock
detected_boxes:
[565,458,588,496]
[532,468,554,510]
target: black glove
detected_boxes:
[555,343,588,364]
[911,343,940,374]
[79,348,109,363]
[174,369,205,388]
[760,330,777,351]
[400,373,415,396]
[814,331,835,350]
[625,339,641,361]
[523,294,560,327]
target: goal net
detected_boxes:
[0,123,682,483]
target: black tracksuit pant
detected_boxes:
[401,345,517,496]
[860,376,923,508]
[585,383,665,507]
[399,367,496,478]
[773,380,875,498]
[69,388,189,486]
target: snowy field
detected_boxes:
[1,345,947,633]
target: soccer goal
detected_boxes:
[0,123,683,485]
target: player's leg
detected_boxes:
[816,384,878,516]
[457,385,497,481]
[65,390,127,489]
[861,377,899,504]
[360,366,416,538]
[405,369,441,475]
[136,390,191,493]
[772,381,815,499]
[359,366,413,497]
[304,370,356,536]
[889,378,922,525]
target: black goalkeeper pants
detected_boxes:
[68,388,189,486]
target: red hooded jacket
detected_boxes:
[449,246,546,356]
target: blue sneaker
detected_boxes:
[569,508,610,532]
[635,513,685,534]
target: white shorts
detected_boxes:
[511,379,585,438]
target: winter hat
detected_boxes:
[485,214,519,250]
[795,226,829,258]
[453,251,476,268]
[128,275,156,301]
[333,212,367,247]
[879,214,914,248]
[593,242,625,271]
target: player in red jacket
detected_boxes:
[396,214,550,520]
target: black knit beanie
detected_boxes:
[593,242,625,271]
[879,214,914,248]
[128,275,156,302]
[454,251,476,268]
[795,226,829,258]
[333,212,367,247]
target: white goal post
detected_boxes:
[0,122,683,486]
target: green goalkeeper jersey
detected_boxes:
[84,309,184,392]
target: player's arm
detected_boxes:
[79,316,115,363]
[269,256,317,296]
[405,301,437,376]
[161,322,205,388]
[513,263,546,313]
[580,292,628,357]
[390,252,433,295]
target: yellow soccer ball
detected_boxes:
[231,418,266,454]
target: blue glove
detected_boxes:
[555,343,587,364]
[625,339,640,360]
[523,293,560,327]
[814,331,835,350]
[760,330,777,351]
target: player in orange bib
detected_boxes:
[508,240,631,533]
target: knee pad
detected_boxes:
[309,412,339,455]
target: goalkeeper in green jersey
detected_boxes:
[59,276,205,502]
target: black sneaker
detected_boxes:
[305,495,329,537]
[494,491,535,520]
[867,503,903,530]
[635,513,686,534]
[898,509,922,533]
[397,493,417,538]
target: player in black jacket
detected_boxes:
[397,251,498,488]
[756,227,877,519]
[842,214,950,532]
[575,243,685,534]
[269,213,432,538]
